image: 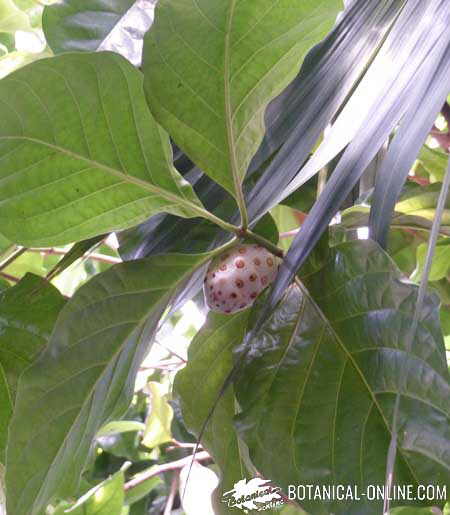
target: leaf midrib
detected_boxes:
[294,279,421,487]
[224,0,247,225]
[0,135,209,220]
[14,255,215,515]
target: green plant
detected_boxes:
[0,0,449,514]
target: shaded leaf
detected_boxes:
[96,421,145,438]
[43,0,156,66]
[143,0,341,200]
[235,240,450,515]
[6,251,219,515]
[271,0,450,308]
[0,52,206,247]
[174,310,250,512]
[0,274,66,463]
[46,234,107,281]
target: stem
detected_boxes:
[124,451,210,492]
[0,247,27,272]
[28,247,121,265]
[163,473,179,515]
[241,229,284,258]
[317,167,328,199]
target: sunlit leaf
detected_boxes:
[0,52,207,247]
[143,0,341,202]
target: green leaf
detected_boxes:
[142,381,173,448]
[0,52,207,247]
[418,145,449,182]
[66,470,124,515]
[0,0,30,33]
[390,508,442,515]
[124,474,162,506]
[6,251,217,515]
[271,205,300,253]
[174,310,250,511]
[96,420,145,438]
[46,235,107,281]
[235,240,450,515]
[143,0,341,199]
[43,0,155,65]
[0,274,66,464]
[412,239,450,282]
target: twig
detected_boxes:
[124,451,210,491]
[238,228,284,258]
[0,272,20,283]
[27,248,121,265]
[280,229,300,239]
[163,472,179,515]
[169,440,203,450]
[154,340,187,364]
[0,247,27,272]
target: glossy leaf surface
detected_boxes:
[235,241,450,514]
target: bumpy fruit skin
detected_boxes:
[204,244,279,314]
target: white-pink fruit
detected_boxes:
[204,244,279,314]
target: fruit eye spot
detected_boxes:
[254,258,261,266]
[261,276,268,285]
[267,258,274,266]
[250,292,257,299]
[238,247,246,254]
[239,303,246,309]
[230,292,237,298]
[249,274,257,282]
[219,264,227,271]
[235,279,244,288]
[218,291,222,295]
[235,259,245,269]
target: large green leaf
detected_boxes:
[143,0,341,202]
[0,274,66,464]
[0,51,209,247]
[43,0,155,65]
[174,310,250,514]
[5,250,221,515]
[235,240,450,514]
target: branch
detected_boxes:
[163,473,179,515]
[0,272,20,283]
[27,247,121,265]
[124,451,210,492]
